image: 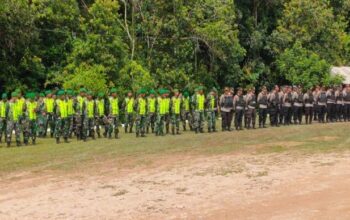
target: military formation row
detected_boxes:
[0,85,349,147]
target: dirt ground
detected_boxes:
[1,151,350,220]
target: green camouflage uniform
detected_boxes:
[123,97,135,133]
[6,100,21,146]
[206,93,217,132]
[54,98,69,142]
[171,95,182,134]
[44,97,55,137]
[66,97,75,137]
[83,99,95,140]
[135,95,147,137]
[108,96,120,138]
[76,95,86,140]
[192,92,205,133]
[156,95,167,136]
[181,95,192,131]
[146,96,157,133]
[0,99,8,142]
[37,97,46,137]
[95,98,107,138]
[164,97,171,133]
[23,99,38,144]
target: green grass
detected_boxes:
[0,122,349,176]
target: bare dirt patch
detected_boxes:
[1,151,350,219]
[309,136,339,141]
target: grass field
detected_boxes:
[0,121,349,176]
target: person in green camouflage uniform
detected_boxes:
[6,92,21,147]
[135,88,147,137]
[66,90,75,138]
[181,91,192,131]
[170,89,182,135]
[23,92,38,145]
[76,88,87,140]
[164,90,171,134]
[95,92,107,138]
[123,91,135,133]
[83,91,96,141]
[16,90,26,142]
[155,89,167,136]
[107,88,120,139]
[192,86,206,133]
[43,90,56,137]
[206,88,218,133]
[0,93,8,143]
[54,90,69,144]
[37,92,46,137]
[146,89,157,133]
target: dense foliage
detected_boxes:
[1,0,349,93]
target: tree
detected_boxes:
[270,0,350,65]
[0,0,44,91]
[276,42,342,88]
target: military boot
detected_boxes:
[56,137,60,144]
[64,138,69,143]
[16,141,21,147]
[129,126,133,133]
[172,127,175,135]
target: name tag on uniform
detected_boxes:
[305,103,313,107]
[236,106,244,110]
[259,104,267,109]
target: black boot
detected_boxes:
[124,126,128,133]
[7,141,10,147]
[16,141,21,147]
[172,127,175,135]
[129,126,133,133]
[56,137,60,144]
[32,139,36,145]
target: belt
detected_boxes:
[248,106,256,109]
[283,103,291,107]
[236,106,244,110]
[327,101,335,104]
[259,104,267,109]
[305,103,313,107]
[318,102,326,106]
[294,103,303,107]
[344,101,350,104]
[336,101,343,104]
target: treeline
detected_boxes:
[1,0,349,94]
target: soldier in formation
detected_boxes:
[0,85,349,147]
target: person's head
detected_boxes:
[224,87,230,95]
[57,90,65,100]
[127,91,133,98]
[149,89,156,98]
[45,90,52,98]
[110,88,117,98]
[87,91,93,100]
[1,93,7,101]
[197,86,204,95]
[274,85,280,92]
[173,89,179,97]
[261,86,267,94]
[79,88,87,97]
[237,87,243,96]
[211,87,217,96]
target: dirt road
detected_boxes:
[1,151,350,219]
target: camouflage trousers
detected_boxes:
[107,115,119,138]
[124,113,134,132]
[164,113,170,133]
[171,113,181,133]
[44,113,55,136]
[193,111,205,131]
[156,114,165,136]
[95,116,108,137]
[181,111,193,131]
[55,117,69,139]
[67,115,74,137]
[83,117,95,140]
[136,114,147,136]
[0,118,6,142]
[146,112,156,133]
[206,110,216,131]
[75,115,83,140]
[37,114,46,137]
[23,119,37,143]
[6,120,21,143]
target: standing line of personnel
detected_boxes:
[0,85,349,146]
